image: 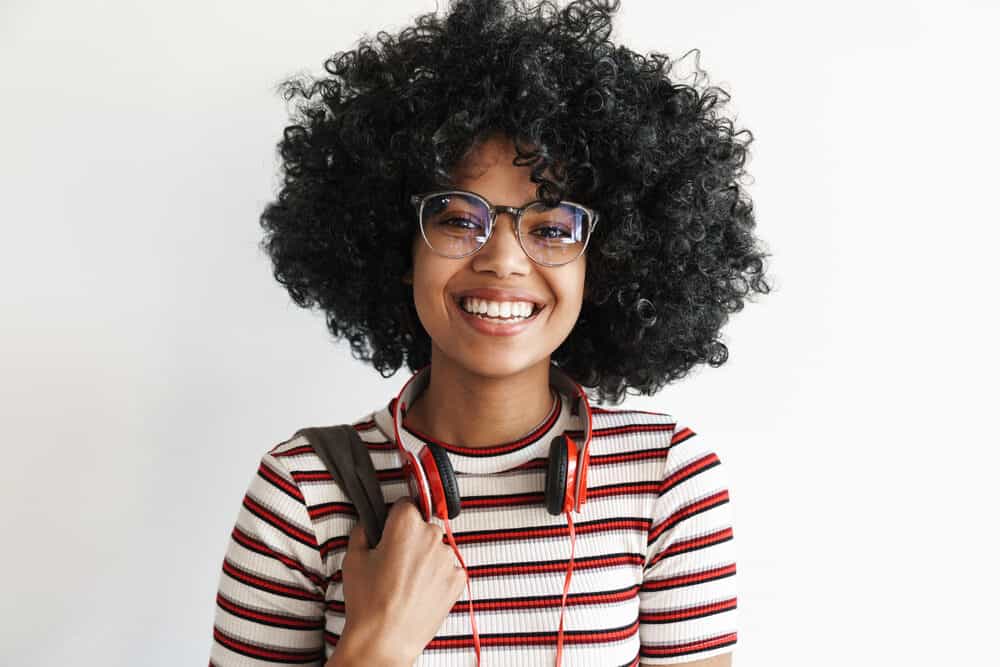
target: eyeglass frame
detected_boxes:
[409,189,600,268]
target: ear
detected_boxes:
[401,267,413,285]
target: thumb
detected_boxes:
[346,520,369,553]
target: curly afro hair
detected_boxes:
[259,0,772,405]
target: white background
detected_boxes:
[2,1,997,665]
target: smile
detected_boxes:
[451,296,545,337]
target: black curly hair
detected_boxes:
[259,0,772,405]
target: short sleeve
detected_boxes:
[639,423,738,664]
[209,450,329,666]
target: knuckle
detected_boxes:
[443,549,462,573]
[389,499,418,524]
[391,497,414,515]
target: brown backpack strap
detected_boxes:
[294,424,388,548]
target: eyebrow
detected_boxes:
[444,188,543,208]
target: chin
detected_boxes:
[442,346,551,380]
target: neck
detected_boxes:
[402,349,555,449]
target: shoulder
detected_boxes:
[587,404,677,448]
[265,409,390,521]
[266,408,388,498]
[582,404,681,475]
[587,405,732,513]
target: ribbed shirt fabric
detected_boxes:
[210,387,738,666]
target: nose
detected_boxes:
[471,210,532,278]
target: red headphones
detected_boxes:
[389,363,594,666]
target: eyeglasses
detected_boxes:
[409,189,599,267]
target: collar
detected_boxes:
[371,363,594,475]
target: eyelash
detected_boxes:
[441,218,571,239]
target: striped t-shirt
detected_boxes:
[210,387,738,666]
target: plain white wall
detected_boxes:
[2,0,997,664]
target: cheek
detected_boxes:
[564,262,587,307]
[410,246,458,323]
[546,264,586,323]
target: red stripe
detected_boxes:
[670,426,696,445]
[322,555,645,593]
[333,583,645,619]
[594,423,674,437]
[242,495,318,548]
[446,585,639,614]
[364,440,397,451]
[461,492,546,508]
[511,446,669,472]
[271,444,313,458]
[216,592,323,629]
[648,527,734,568]
[319,519,650,556]
[292,470,336,483]
[425,619,639,649]
[590,448,671,465]
[213,626,323,662]
[309,501,358,521]
[220,558,324,601]
[639,597,737,622]
[230,526,324,587]
[319,535,350,558]
[467,553,644,578]
[640,631,737,657]
[649,490,730,543]
[293,469,404,484]
[450,517,650,546]
[461,480,661,510]
[257,461,304,503]
[586,481,660,499]
[658,453,721,495]
[642,562,737,591]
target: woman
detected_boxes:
[209,1,770,665]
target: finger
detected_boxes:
[440,541,458,562]
[346,521,368,553]
[451,566,468,599]
[390,496,425,526]
[389,496,417,516]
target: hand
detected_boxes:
[339,496,467,664]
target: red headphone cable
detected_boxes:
[443,514,481,666]
[554,512,577,667]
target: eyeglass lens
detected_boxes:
[420,192,591,265]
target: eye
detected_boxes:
[531,225,572,240]
[440,217,485,231]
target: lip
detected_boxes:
[452,287,546,307]
[451,295,544,337]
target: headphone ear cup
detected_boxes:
[403,452,431,521]
[545,435,569,516]
[426,442,462,520]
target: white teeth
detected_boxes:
[459,297,537,320]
